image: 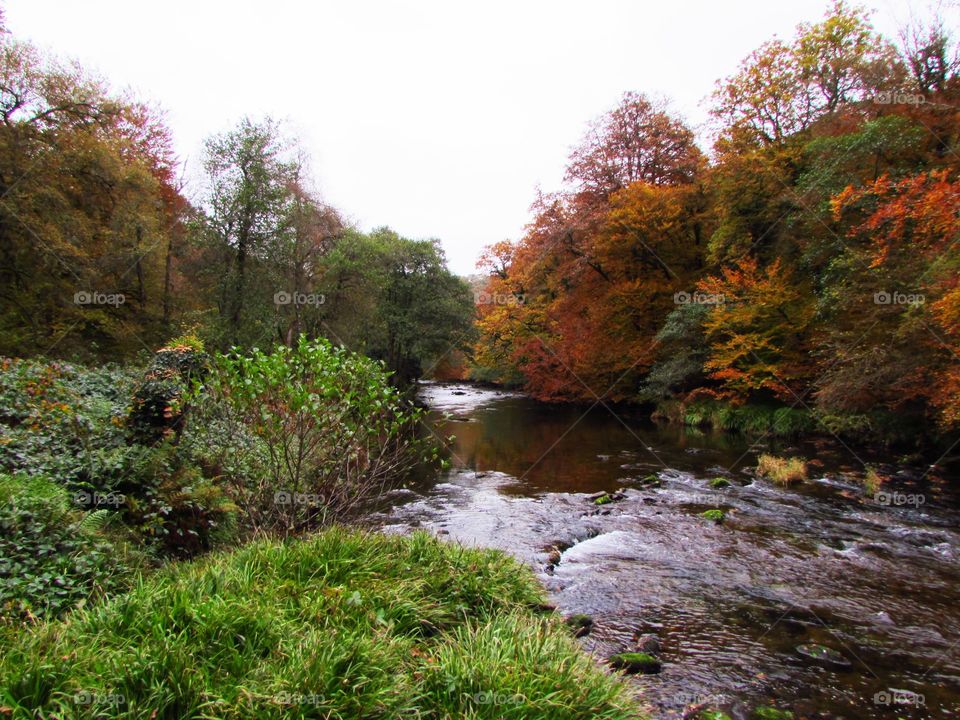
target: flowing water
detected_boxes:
[372,382,960,719]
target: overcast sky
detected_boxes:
[5,0,934,274]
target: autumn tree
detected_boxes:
[565,92,703,197]
[697,257,814,402]
[0,32,183,357]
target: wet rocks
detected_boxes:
[795,643,852,670]
[608,651,662,674]
[633,633,661,654]
[637,474,662,488]
[564,613,594,638]
[588,490,627,506]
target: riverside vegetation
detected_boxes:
[470,1,960,452]
[0,338,640,719]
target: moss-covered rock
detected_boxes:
[751,707,794,720]
[564,613,594,637]
[608,651,662,674]
[700,508,726,523]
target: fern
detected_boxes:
[77,509,111,535]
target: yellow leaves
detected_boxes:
[697,256,813,401]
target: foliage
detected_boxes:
[0,355,236,558]
[471,1,960,444]
[756,454,808,485]
[0,528,638,719]
[126,338,210,444]
[0,358,137,484]
[204,336,437,535]
[0,473,138,626]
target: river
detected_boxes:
[371,381,960,719]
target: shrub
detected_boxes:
[862,466,883,494]
[0,473,138,626]
[0,355,236,559]
[204,336,438,535]
[756,454,808,485]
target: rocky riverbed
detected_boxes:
[372,382,960,719]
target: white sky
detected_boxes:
[4,0,932,274]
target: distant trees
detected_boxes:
[472,0,960,438]
[0,29,179,356]
[0,24,473,388]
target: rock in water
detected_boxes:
[608,652,662,674]
[634,633,661,654]
[564,614,594,638]
[795,643,852,670]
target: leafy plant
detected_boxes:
[0,473,138,625]
[204,336,438,535]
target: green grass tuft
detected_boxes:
[700,509,726,523]
[0,528,639,719]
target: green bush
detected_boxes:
[0,473,138,626]
[126,339,210,445]
[203,336,438,535]
[0,356,236,559]
[677,400,814,438]
[0,529,637,719]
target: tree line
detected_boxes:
[472,1,960,442]
[0,14,473,385]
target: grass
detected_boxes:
[0,528,639,720]
[862,466,883,495]
[756,454,808,486]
